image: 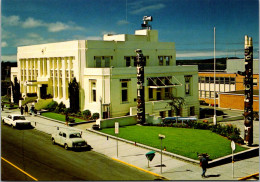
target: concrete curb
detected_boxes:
[36,114,259,168]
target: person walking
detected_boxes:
[65,113,69,126]
[1,103,4,111]
[24,105,28,116]
[200,153,208,178]
[20,106,24,115]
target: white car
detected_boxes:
[51,129,88,150]
[2,114,32,128]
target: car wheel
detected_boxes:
[2,120,6,125]
[52,138,56,145]
[64,144,69,150]
[11,124,15,128]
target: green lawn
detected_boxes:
[101,125,247,160]
[41,112,86,123]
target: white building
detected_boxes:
[15,28,199,118]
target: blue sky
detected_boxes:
[1,0,259,61]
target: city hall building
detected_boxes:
[15,28,199,118]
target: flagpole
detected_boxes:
[213,27,217,125]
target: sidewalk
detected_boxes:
[1,109,259,180]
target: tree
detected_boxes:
[68,77,79,113]
[11,77,21,104]
[169,95,185,116]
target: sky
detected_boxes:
[1,0,259,62]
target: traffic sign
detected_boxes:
[115,122,119,134]
[159,134,165,139]
[231,141,236,151]
[145,151,156,161]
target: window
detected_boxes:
[149,88,153,100]
[125,57,131,67]
[62,133,66,138]
[185,75,192,95]
[134,57,137,66]
[104,57,110,67]
[165,88,171,99]
[156,88,162,100]
[190,106,195,116]
[95,57,101,67]
[165,56,170,66]
[91,81,97,102]
[253,78,258,86]
[121,81,128,102]
[159,56,163,66]
[143,57,147,66]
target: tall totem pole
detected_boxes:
[238,35,254,146]
[135,49,145,125]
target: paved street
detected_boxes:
[1,109,259,180]
[1,119,157,181]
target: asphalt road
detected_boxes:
[1,123,157,181]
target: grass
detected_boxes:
[101,125,247,160]
[41,112,86,123]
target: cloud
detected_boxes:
[117,20,129,25]
[15,33,57,46]
[1,41,8,47]
[22,17,44,28]
[2,15,20,26]
[1,55,17,62]
[48,22,70,32]
[130,3,165,14]
[2,15,85,33]
[101,31,117,35]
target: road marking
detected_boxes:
[1,157,38,181]
[238,172,259,180]
[112,157,168,180]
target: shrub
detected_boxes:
[82,110,91,119]
[55,102,66,113]
[46,101,58,111]
[92,113,100,120]
[64,108,73,114]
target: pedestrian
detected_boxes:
[65,113,69,126]
[1,103,4,111]
[200,153,208,178]
[24,105,28,116]
[20,106,24,115]
[30,105,35,115]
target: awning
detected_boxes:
[147,76,182,88]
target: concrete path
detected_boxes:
[1,109,259,180]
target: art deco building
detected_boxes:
[15,28,199,118]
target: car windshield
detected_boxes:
[69,133,81,138]
[13,116,26,120]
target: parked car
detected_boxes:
[2,114,32,128]
[51,129,88,150]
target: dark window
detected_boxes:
[104,57,110,67]
[62,133,66,138]
[165,56,170,66]
[121,82,128,102]
[126,57,131,67]
[159,56,163,66]
[149,88,153,99]
[134,57,137,66]
[95,57,101,67]
[185,76,192,95]
[190,106,195,116]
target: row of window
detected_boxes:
[199,77,236,84]
[94,55,172,68]
[199,91,218,98]
[89,75,192,104]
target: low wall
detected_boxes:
[145,114,162,125]
[198,115,223,123]
[97,115,137,129]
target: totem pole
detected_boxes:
[238,35,253,145]
[135,49,145,125]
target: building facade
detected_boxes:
[16,29,199,118]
